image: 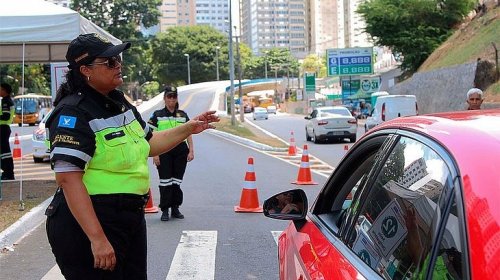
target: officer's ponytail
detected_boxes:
[54,69,86,106]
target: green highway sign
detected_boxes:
[304,72,316,93]
[327,47,374,76]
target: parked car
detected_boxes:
[31,109,52,163]
[264,109,500,280]
[252,106,268,120]
[244,104,254,113]
[267,105,277,114]
[365,95,418,132]
[305,106,357,143]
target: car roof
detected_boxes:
[370,109,500,258]
[317,106,349,110]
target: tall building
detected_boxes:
[241,0,309,58]
[310,0,373,54]
[338,0,372,48]
[310,0,341,55]
[195,0,229,33]
[159,0,196,32]
[158,0,229,33]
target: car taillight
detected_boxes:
[381,103,386,121]
[348,119,357,124]
[318,120,328,125]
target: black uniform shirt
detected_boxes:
[47,84,153,170]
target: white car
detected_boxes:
[266,105,277,114]
[305,106,358,143]
[365,95,418,132]
[32,109,52,163]
[252,107,268,120]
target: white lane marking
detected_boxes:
[41,231,282,279]
[271,231,282,245]
[166,231,217,280]
[41,265,64,280]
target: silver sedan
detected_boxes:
[305,106,358,143]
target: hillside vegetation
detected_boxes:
[418,4,500,102]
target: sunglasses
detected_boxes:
[87,55,122,69]
[166,93,178,99]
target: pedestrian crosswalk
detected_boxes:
[12,154,53,181]
[39,230,282,280]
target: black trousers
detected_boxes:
[157,144,188,211]
[0,125,14,177]
[46,190,148,280]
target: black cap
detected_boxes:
[66,33,131,69]
[164,86,177,94]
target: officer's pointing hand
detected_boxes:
[190,111,220,134]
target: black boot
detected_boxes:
[171,207,184,219]
[160,209,169,221]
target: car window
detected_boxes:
[424,195,465,280]
[322,108,350,116]
[345,136,455,279]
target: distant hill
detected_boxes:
[418,3,499,102]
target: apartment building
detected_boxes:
[241,0,309,58]
[158,0,229,33]
[310,0,341,55]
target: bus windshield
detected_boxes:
[14,98,38,114]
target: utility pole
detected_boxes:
[215,46,220,81]
[235,26,244,123]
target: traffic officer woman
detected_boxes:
[148,86,193,221]
[44,33,219,280]
[0,83,15,180]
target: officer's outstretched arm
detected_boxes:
[148,110,219,156]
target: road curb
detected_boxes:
[0,197,51,252]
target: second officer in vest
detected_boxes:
[148,86,193,221]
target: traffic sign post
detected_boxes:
[327,47,374,77]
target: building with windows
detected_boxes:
[158,0,229,33]
[240,0,309,58]
[195,0,229,33]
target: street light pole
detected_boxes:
[228,0,236,126]
[184,53,191,85]
[215,46,220,81]
[234,26,244,123]
[264,52,268,79]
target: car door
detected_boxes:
[305,109,318,136]
[280,134,391,279]
[287,129,467,279]
[336,131,466,279]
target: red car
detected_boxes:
[264,109,500,280]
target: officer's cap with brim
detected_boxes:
[164,86,177,95]
[66,33,131,69]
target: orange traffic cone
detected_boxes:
[144,188,159,213]
[12,133,22,159]
[234,157,263,213]
[291,145,318,185]
[288,131,297,156]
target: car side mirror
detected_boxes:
[263,189,308,220]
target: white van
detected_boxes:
[365,95,418,132]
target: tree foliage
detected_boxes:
[71,0,161,40]
[151,26,230,85]
[0,64,50,95]
[357,0,475,73]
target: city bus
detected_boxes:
[13,94,53,126]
